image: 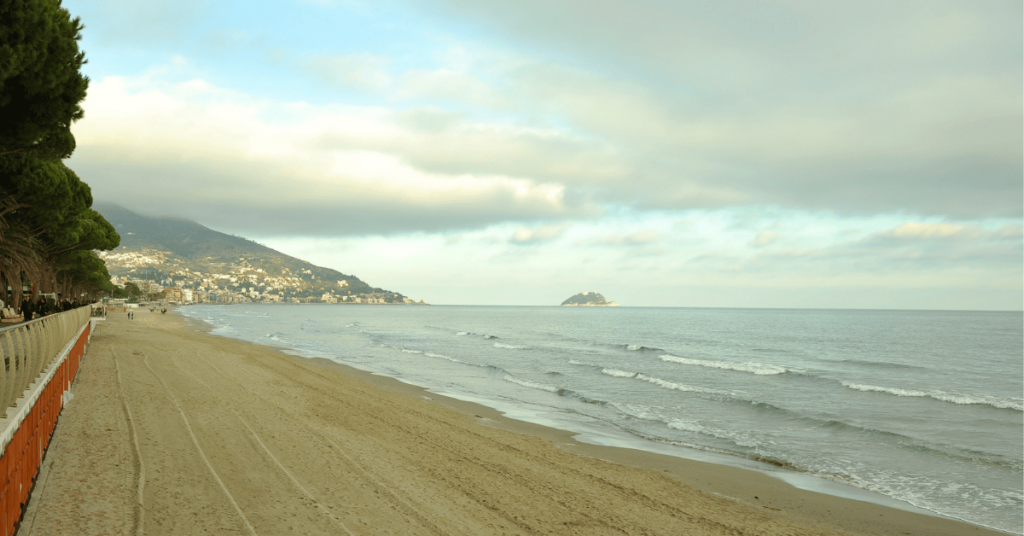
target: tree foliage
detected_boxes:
[0,0,118,305]
[0,0,88,159]
[122,282,142,302]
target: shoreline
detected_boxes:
[183,311,1010,536]
[303,356,1008,535]
[23,310,1010,535]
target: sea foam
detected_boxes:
[601,368,638,378]
[634,373,733,396]
[659,354,788,375]
[841,382,1024,411]
[503,375,559,393]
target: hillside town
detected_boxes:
[100,249,425,305]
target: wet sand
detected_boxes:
[20,311,1003,535]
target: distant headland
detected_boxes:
[560,292,619,307]
[93,204,426,305]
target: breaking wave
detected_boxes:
[503,375,558,393]
[494,342,527,350]
[634,373,736,396]
[424,352,455,361]
[625,344,662,352]
[660,354,790,375]
[841,382,1023,412]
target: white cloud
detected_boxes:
[65,0,1022,310]
[883,222,978,239]
[592,231,660,246]
[402,0,1022,218]
[306,53,392,91]
[749,231,782,248]
[72,71,595,235]
[510,222,571,244]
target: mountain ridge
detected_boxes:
[94,204,419,304]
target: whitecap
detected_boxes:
[667,419,706,433]
[424,352,464,364]
[601,368,638,378]
[503,375,559,393]
[841,382,1024,411]
[635,374,734,396]
[660,354,788,375]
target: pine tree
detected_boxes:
[0,0,119,303]
[0,0,88,158]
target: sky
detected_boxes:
[63,0,1022,309]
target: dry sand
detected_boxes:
[19,310,1003,535]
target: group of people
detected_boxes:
[1,296,83,323]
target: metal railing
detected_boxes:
[0,307,90,418]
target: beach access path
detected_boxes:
[18,311,1001,535]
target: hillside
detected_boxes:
[95,204,419,304]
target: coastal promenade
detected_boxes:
[20,312,1000,535]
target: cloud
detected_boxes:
[404,0,1022,218]
[881,222,978,239]
[59,1,1022,310]
[78,0,214,45]
[73,1,1022,233]
[509,222,571,244]
[739,221,1022,277]
[72,72,604,236]
[306,53,392,91]
[592,230,660,246]
[998,224,1024,239]
[749,231,782,248]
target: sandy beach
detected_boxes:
[17,311,1003,535]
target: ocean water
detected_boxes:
[178,305,1023,533]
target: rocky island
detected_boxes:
[560,292,620,307]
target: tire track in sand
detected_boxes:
[112,348,146,536]
[210,346,704,534]
[138,351,257,536]
[176,346,449,536]
[171,361,357,536]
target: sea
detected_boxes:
[177,304,1023,534]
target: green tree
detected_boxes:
[0,195,38,306]
[109,284,126,299]
[123,282,142,302]
[0,0,88,159]
[53,249,113,300]
[0,1,119,302]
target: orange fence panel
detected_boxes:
[0,318,91,535]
